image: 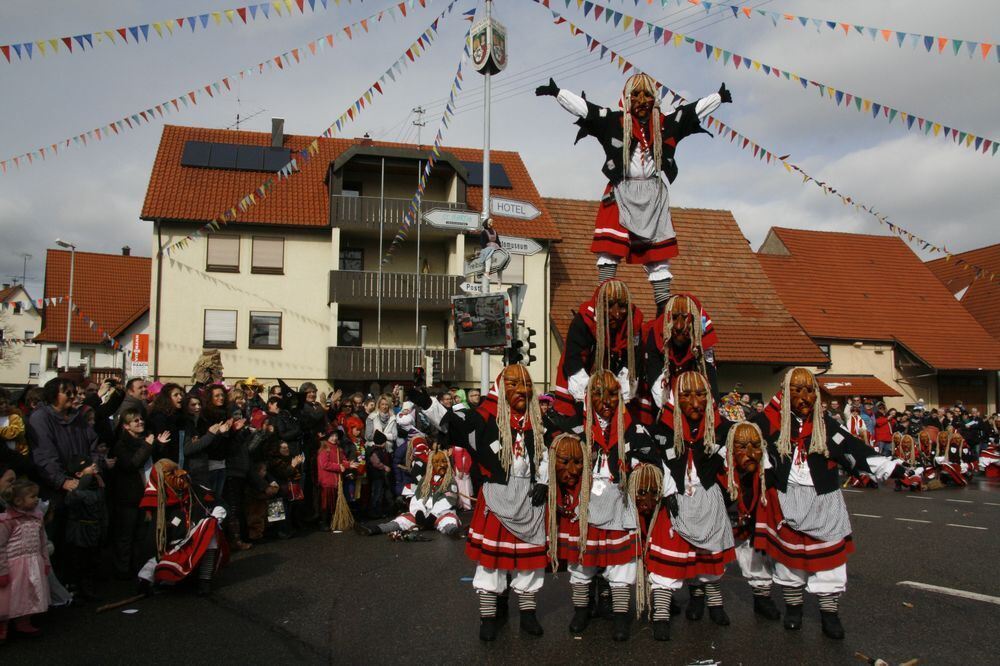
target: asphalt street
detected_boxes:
[7,480,999,665]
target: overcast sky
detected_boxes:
[1,0,998,299]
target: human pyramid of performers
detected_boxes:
[452,73,928,645]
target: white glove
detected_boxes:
[651,371,668,409]
[211,505,228,522]
[568,369,589,401]
[617,366,634,403]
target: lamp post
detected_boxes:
[55,239,76,372]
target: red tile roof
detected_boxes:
[141,124,560,240]
[758,228,1000,370]
[926,243,1000,343]
[816,375,902,397]
[35,249,151,345]
[543,199,827,365]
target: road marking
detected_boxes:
[985,502,1000,507]
[842,489,863,494]
[852,513,882,518]
[946,499,974,504]
[905,495,934,501]
[946,523,987,530]
[897,581,1000,606]
[894,518,931,524]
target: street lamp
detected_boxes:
[55,239,76,372]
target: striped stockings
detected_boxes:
[518,592,537,612]
[198,549,216,580]
[651,277,672,305]
[572,583,589,608]
[479,591,498,618]
[705,581,723,607]
[752,584,772,598]
[598,263,619,282]
[783,585,805,607]
[611,586,630,614]
[818,593,840,613]
[652,589,673,621]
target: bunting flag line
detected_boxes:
[564,0,997,158]
[0,0,403,65]
[382,25,473,263]
[533,1,998,283]
[651,0,999,64]
[163,0,460,256]
[0,296,124,350]
[0,0,432,175]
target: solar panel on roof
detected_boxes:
[208,143,238,169]
[263,147,292,172]
[461,161,512,188]
[180,141,212,167]
[236,145,265,171]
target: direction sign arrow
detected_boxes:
[424,208,482,232]
[499,236,543,256]
[491,196,540,221]
[459,281,484,294]
[464,248,511,277]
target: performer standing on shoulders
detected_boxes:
[536,73,731,308]
[644,293,719,402]
[753,368,906,639]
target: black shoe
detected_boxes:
[612,613,630,641]
[497,594,510,625]
[596,579,613,619]
[708,606,730,626]
[569,607,590,634]
[652,619,671,641]
[479,617,499,642]
[520,610,544,636]
[784,604,803,630]
[197,578,212,596]
[355,523,380,536]
[670,599,683,616]
[820,611,845,640]
[753,596,781,621]
[686,590,705,621]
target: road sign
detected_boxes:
[500,236,543,256]
[424,208,482,232]
[130,333,149,378]
[464,247,511,277]
[491,196,540,220]
[460,281,484,294]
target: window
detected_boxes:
[79,349,96,366]
[342,181,362,197]
[818,343,831,358]
[339,248,364,271]
[206,235,240,273]
[203,309,238,348]
[502,254,524,284]
[23,329,34,342]
[251,237,284,274]
[250,311,282,349]
[337,319,362,347]
[28,363,39,379]
[12,302,22,315]
[46,348,59,370]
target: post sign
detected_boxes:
[471,17,507,75]
[464,247,511,277]
[491,196,540,220]
[460,281,484,294]
[453,293,510,349]
[130,333,149,377]
[424,208,482,232]
[500,236,543,256]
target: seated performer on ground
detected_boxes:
[536,72,730,309]
[979,439,1000,478]
[892,434,926,491]
[644,293,719,403]
[937,432,975,486]
[137,459,227,596]
[465,363,548,641]
[359,445,460,537]
[753,368,905,640]
[723,421,780,620]
[648,370,735,640]
[553,280,644,421]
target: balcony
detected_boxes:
[328,346,467,382]
[331,195,469,230]
[329,270,461,309]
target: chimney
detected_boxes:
[121,246,131,256]
[359,133,373,146]
[271,117,285,148]
[2,283,8,290]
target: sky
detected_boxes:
[1,0,998,300]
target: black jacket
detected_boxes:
[111,430,153,507]
[659,419,732,494]
[465,409,542,486]
[65,474,108,548]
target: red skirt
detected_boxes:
[465,490,548,571]
[154,517,229,585]
[645,513,735,579]
[319,485,339,513]
[591,187,679,265]
[557,514,637,567]
[937,462,968,486]
[753,487,854,573]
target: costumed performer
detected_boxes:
[644,293,719,402]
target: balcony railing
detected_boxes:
[331,195,468,229]
[328,346,467,382]
[329,270,461,309]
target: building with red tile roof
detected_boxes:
[544,199,827,401]
[0,282,43,387]
[758,228,1000,412]
[927,242,1000,343]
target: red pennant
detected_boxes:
[398,2,406,17]
[406,48,414,61]
[344,26,352,39]
[188,91,197,104]
[296,0,305,13]
[62,36,73,51]
[374,81,383,94]
[205,85,213,97]
[223,77,231,90]
[237,7,247,23]
[140,111,148,122]
[177,17,185,27]
[0,45,9,63]
[292,48,300,62]
[118,27,128,42]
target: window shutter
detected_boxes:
[252,237,284,271]
[207,236,240,269]
[204,310,237,345]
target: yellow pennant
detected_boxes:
[226,9,236,23]
[153,23,163,38]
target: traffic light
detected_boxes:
[506,338,525,365]
[431,355,442,386]
[525,326,538,366]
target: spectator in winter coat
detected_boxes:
[110,409,164,578]
[113,378,148,429]
[874,403,894,456]
[317,432,348,529]
[147,383,185,462]
[365,395,397,450]
[63,456,108,600]
[366,431,392,519]
[0,388,31,479]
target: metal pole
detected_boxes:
[377,157,385,379]
[64,245,75,372]
[415,159,422,342]
[479,0,493,395]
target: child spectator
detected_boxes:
[317,432,348,529]
[245,461,279,543]
[0,479,51,641]
[268,442,304,538]
[63,456,108,601]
